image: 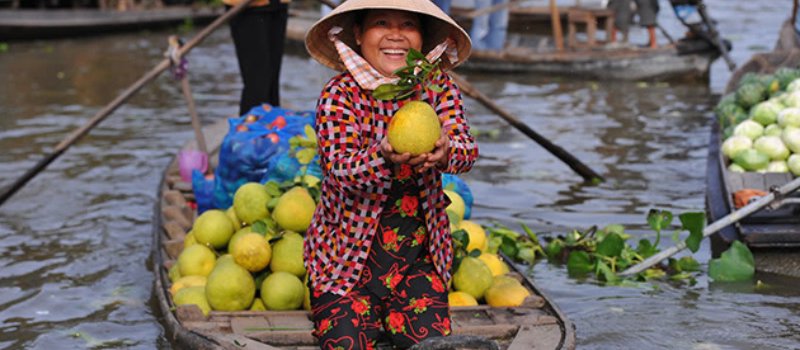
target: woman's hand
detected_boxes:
[380,137,427,166]
[414,128,449,173]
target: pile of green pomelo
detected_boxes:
[717,68,800,173]
[169,101,534,315]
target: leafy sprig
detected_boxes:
[373,48,443,101]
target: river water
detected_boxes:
[1,1,798,349]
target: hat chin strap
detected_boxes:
[328,26,458,91]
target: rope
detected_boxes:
[166,35,209,158]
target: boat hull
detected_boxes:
[705,121,800,278]
[463,44,716,80]
[0,7,223,41]
[153,119,576,349]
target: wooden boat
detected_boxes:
[705,19,800,278]
[285,6,721,81]
[152,118,577,349]
[0,6,223,41]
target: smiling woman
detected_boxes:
[353,10,423,77]
[302,0,479,348]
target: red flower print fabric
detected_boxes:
[309,168,451,349]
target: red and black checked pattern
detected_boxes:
[304,70,479,297]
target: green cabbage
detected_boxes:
[781,127,800,153]
[728,163,746,173]
[767,160,789,173]
[788,154,800,175]
[733,149,770,171]
[782,91,800,108]
[721,135,752,159]
[753,136,790,160]
[750,100,784,126]
[764,124,783,137]
[787,78,800,93]
[736,82,768,109]
[777,107,800,128]
[733,120,764,140]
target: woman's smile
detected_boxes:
[355,10,423,77]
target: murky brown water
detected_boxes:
[1,1,799,349]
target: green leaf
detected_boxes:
[596,232,624,258]
[296,148,316,165]
[406,48,425,65]
[303,124,316,142]
[567,251,593,275]
[373,84,406,100]
[487,236,502,254]
[468,249,482,257]
[520,223,540,245]
[499,236,519,258]
[647,209,673,233]
[544,239,564,260]
[267,197,280,210]
[595,261,618,282]
[669,256,701,272]
[263,181,283,197]
[565,230,582,245]
[679,212,705,253]
[516,247,537,264]
[636,239,658,258]
[708,240,755,282]
[601,224,625,236]
[452,228,469,252]
[251,221,267,235]
[447,210,462,227]
[642,268,666,280]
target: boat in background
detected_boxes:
[285,2,723,81]
[706,16,800,278]
[153,118,577,350]
[0,6,222,41]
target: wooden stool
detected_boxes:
[567,7,614,48]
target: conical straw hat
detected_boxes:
[305,0,471,72]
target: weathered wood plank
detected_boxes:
[508,324,564,350]
[163,205,192,230]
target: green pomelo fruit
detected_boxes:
[260,271,305,311]
[205,262,256,311]
[387,101,441,156]
[273,187,316,233]
[233,182,271,225]
[174,286,211,316]
[270,231,306,277]
[193,209,235,249]
[177,244,217,277]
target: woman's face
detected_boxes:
[354,9,423,77]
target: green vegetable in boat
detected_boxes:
[733,120,764,140]
[753,135,789,160]
[721,135,752,159]
[733,149,770,171]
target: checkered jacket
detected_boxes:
[304,71,479,296]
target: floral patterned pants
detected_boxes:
[310,169,451,350]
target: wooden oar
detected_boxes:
[0,0,255,207]
[450,72,604,183]
[618,176,800,276]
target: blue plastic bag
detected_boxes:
[442,173,474,219]
[192,104,317,211]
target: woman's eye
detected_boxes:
[374,19,387,26]
[403,21,417,28]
